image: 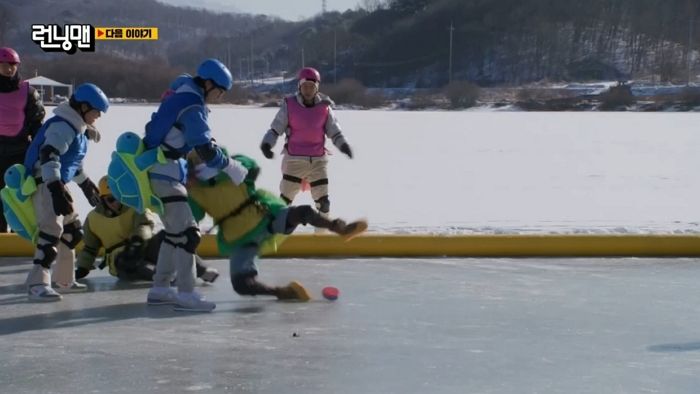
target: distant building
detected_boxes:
[26,76,73,104]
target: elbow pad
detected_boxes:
[39,145,60,164]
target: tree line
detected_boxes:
[3,0,699,98]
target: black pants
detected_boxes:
[116,230,210,281]
[0,148,28,233]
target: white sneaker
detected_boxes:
[54,281,88,293]
[147,286,178,305]
[174,291,216,312]
[199,268,219,283]
[28,285,63,302]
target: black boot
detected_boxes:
[231,273,277,296]
[329,219,368,240]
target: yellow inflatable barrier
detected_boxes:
[1,233,700,258]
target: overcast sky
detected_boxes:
[159,0,362,21]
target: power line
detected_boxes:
[448,21,454,83]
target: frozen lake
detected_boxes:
[62,105,700,235]
[2,257,700,393]
[4,108,700,393]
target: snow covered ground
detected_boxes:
[58,105,700,235]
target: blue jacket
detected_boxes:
[24,115,87,183]
[144,78,228,180]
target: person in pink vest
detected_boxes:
[0,47,46,232]
[259,67,353,230]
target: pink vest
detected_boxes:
[0,81,28,137]
[286,96,328,157]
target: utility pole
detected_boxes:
[322,0,327,14]
[448,21,454,84]
[333,29,337,84]
[226,41,231,73]
[689,16,694,86]
[301,47,305,68]
[250,36,254,85]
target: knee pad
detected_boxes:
[34,243,58,269]
[61,221,83,249]
[315,195,330,213]
[287,205,316,226]
[182,227,201,254]
[164,227,200,253]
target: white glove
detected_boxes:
[86,125,101,142]
[222,160,248,185]
[194,163,219,181]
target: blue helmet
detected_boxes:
[196,58,232,91]
[73,83,109,113]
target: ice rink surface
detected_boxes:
[2,256,700,393]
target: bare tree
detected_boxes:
[0,5,13,44]
[361,0,383,12]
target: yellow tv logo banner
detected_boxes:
[95,27,158,40]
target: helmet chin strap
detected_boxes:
[79,104,93,121]
[204,80,224,99]
[204,85,216,97]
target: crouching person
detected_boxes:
[75,176,219,283]
[187,152,367,301]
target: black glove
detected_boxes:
[47,181,74,216]
[124,236,145,260]
[79,178,100,207]
[115,253,139,274]
[260,143,274,159]
[116,236,145,273]
[339,143,353,159]
[245,166,260,183]
[75,267,90,279]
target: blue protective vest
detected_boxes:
[24,116,87,183]
[143,91,204,153]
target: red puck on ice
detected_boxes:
[322,286,339,300]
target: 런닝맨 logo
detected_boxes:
[31,24,95,54]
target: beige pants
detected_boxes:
[280,154,329,207]
[26,183,80,287]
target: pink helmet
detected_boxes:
[298,67,321,83]
[0,47,20,64]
